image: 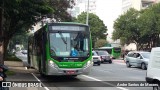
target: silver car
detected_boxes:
[125,51,150,70]
[92,51,101,66]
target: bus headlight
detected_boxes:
[49,60,54,67]
[84,60,93,68]
[49,60,58,68]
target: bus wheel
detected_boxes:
[26,66,31,69]
[72,75,77,77]
[39,61,45,77]
[153,86,160,90]
[40,72,46,77]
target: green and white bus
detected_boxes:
[95,47,121,59]
[28,22,93,76]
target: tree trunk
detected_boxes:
[0,42,4,64]
[0,6,4,64]
[3,38,9,60]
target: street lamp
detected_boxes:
[86,0,89,25]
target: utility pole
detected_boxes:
[86,0,89,25]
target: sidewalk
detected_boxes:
[4,61,28,74]
[3,61,42,90]
[112,59,126,63]
[4,61,39,80]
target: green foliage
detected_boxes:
[113,8,139,43]
[76,12,107,48]
[119,37,127,46]
[95,39,108,48]
[5,54,21,61]
[6,70,16,76]
[9,33,29,50]
[46,0,75,21]
[0,0,75,63]
[113,3,160,50]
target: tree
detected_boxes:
[137,3,160,50]
[113,3,160,51]
[47,0,75,21]
[95,39,108,48]
[113,8,141,49]
[76,12,107,48]
[0,0,74,64]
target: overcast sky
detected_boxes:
[96,0,122,41]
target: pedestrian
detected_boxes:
[0,64,9,90]
[121,50,125,60]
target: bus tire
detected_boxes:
[40,72,46,77]
[72,75,77,77]
[39,60,45,77]
[27,66,31,69]
[153,85,160,90]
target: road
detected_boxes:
[15,52,153,90]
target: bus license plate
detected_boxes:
[66,70,75,74]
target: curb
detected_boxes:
[112,60,125,63]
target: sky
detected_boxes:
[96,0,122,42]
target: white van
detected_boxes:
[146,47,160,90]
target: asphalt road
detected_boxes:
[32,62,152,90]
[15,52,153,90]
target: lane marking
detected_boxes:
[82,75,129,90]
[31,73,50,90]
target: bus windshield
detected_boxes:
[49,31,90,57]
[113,48,121,53]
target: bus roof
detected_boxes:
[47,22,89,26]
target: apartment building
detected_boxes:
[122,0,160,50]
[122,0,160,13]
[69,0,97,17]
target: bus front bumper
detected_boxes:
[47,63,92,76]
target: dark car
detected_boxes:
[96,51,112,64]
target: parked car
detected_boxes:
[21,50,28,55]
[125,51,150,70]
[146,47,160,90]
[95,50,112,64]
[92,51,101,66]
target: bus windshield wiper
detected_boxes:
[58,31,67,44]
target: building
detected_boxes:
[122,0,142,13]
[122,0,160,13]
[69,0,97,17]
[141,0,160,9]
